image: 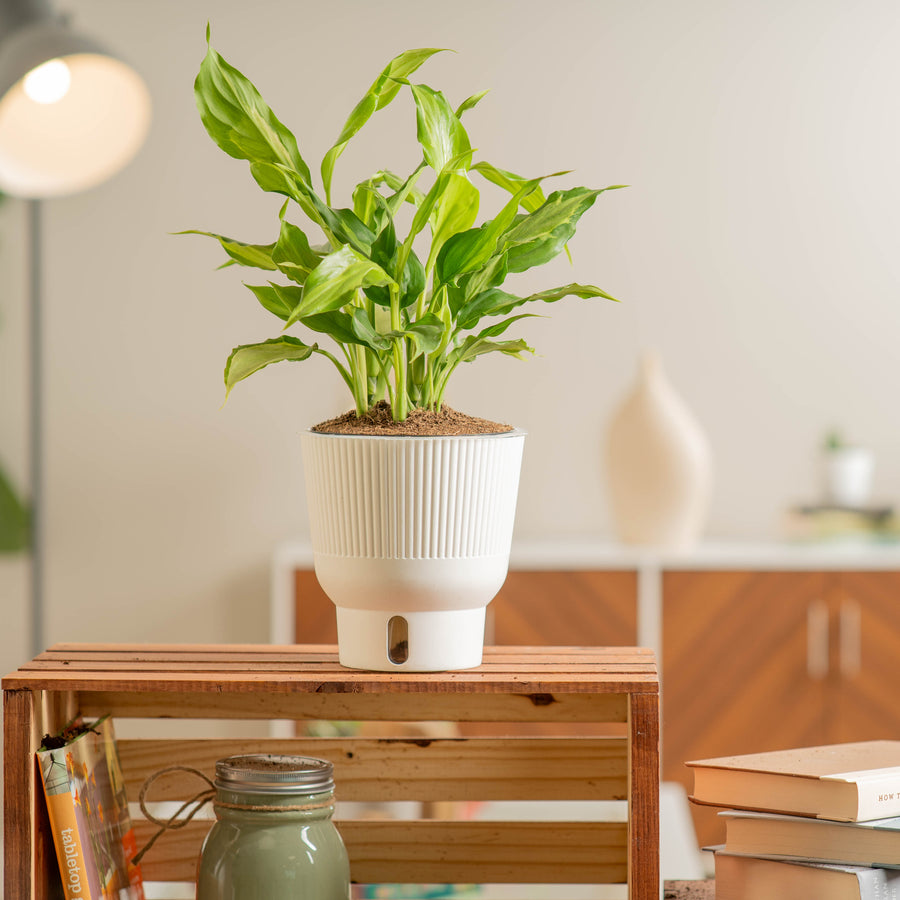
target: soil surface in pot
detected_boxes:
[312,401,512,436]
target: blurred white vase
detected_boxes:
[605,353,712,550]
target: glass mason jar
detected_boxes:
[196,754,350,900]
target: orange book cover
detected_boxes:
[37,715,144,900]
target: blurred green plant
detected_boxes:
[0,189,29,553]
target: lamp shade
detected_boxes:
[0,9,151,197]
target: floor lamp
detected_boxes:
[0,0,151,657]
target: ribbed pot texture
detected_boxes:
[301,430,525,671]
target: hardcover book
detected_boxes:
[687,741,900,821]
[721,808,900,867]
[37,715,144,900]
[715,851,900,900]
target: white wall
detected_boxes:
[2,0,900,673]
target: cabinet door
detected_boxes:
[662,571,830,847]
[490,570,637,646]
[293,568,639,647]
[829,571,900,742]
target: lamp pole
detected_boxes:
[28,198,43,657]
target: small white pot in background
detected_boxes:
[301,429,525,671]
[824,446,874,508]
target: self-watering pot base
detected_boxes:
[335,606,486,671]
[302,429,525,673]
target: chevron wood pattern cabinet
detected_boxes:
[663,570,900,848]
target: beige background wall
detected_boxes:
[1,0,899,674]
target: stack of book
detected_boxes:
[782,504,900,544]
[687,741,900,899]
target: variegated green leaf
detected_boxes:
[244,282,300,320]
[471,161,554,213]
[456,89,489,118]
[286,245,395,325]
[224,336,316,398]
[321,48,445,203]
[435,177,542,284]
[426,173,480,273]
[178,230,277,270]
[272,219,321,284]
[410,83,472,173]
[195,36,311,184]
[501,186,624,273]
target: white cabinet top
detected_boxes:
[274,537,900,572]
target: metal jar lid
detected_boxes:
[214,754,334,795]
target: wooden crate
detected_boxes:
[3,644,659,899]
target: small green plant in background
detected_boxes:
[187,30,622,421]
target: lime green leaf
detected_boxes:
[195,39,311,184]
[244,282,300,320]
[285,245,395,324]
[457,282,615,331]
[501,186,621,273]
[410,83,472,173]
[302,310,360,345]
[527,283,619,303]
[456,89,489,118]
[350,308,392,351]
[321,48,446,203]
[471,161,554,213]
[426,173,480,273]
[177,230,277,270]
[224,336,316,397]
[454,335,533,365]
[435,176,542,284]
[272,219,321,284]
[400,313,444,357]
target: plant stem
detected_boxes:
[389,283,408,420]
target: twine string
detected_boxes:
[132,765,334,866]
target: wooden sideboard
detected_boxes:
[272,539,900,849]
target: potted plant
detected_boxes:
[187,30,621,670]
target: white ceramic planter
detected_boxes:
[301,429,525,671]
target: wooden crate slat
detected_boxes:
[43,642,654,660]
[78,690,630,723]
[134,819,629,885]
[118,736,628,802]
[3,645,659,900]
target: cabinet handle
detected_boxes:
[840,598,862,678]
[807,599,829,679]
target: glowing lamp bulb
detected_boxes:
[23,59,72,104]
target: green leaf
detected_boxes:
[321,48,446,203]
[302,310,366,346]
[457,282,615,331]
[455,89,489,118]
[195,38,311,184]
[244,282,300,320]
[471,161,553,213]
[285,245,395,324]
[350,308,392,351]
[272,219,322,284]
[454,335,533,365]
[435,176,543,284]
[410,83,472,173]
[177,230,277,270]
[500,186,619,273]
[527,283,619,303]
[224,336,316,397]
[394,313,444,358]
[426,173,480,273]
